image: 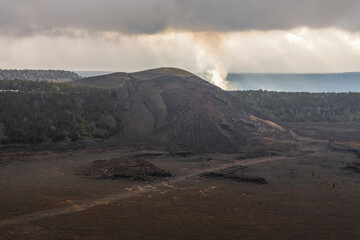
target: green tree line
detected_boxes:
[0,69,81,81]
[230,90,360,123]
[0,80,121,144]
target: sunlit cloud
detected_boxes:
[1,27,360,88]
[285,33,305,44]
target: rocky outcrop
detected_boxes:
[83,157,172,181]
[200,165,267,184]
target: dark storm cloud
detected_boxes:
[0,0,360,35]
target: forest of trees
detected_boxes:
[230,90,360,123]
[0,80,121,144]
[0,69,81,81]
[3,80,360,145]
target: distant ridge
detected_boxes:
[76,70,360,92]
[0,69,80,82]
[76,71,114,78]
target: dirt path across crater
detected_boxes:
[0,156,290,227]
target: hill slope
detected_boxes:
[73,68,295,152]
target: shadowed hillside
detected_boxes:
[72,68,296,153]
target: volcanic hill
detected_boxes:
[72,68,295,153]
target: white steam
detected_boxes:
[192,32,230,90]
[205,66,228,90]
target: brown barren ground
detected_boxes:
[1,124,360,239]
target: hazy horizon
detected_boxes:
[72,70,360,93]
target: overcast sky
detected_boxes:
[1,0,360,85]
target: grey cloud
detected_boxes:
[0,0,360,36]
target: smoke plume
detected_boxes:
[192,32,230,89]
